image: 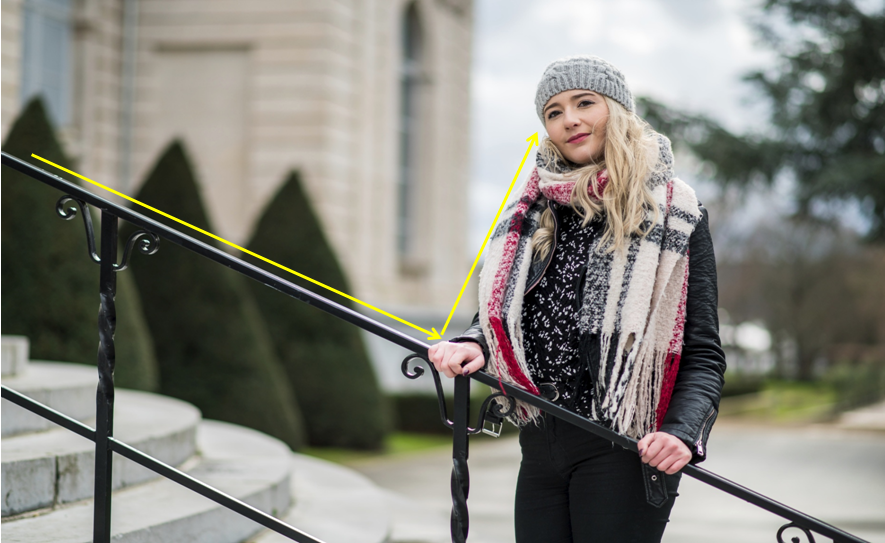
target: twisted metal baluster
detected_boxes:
[93,211,118,542]
[56,196,100,263]
[777,522,817,543]
[402,353,519,542]
[114,230,160,272]
[450,375,470,543]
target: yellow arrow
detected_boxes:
[432,132,539,340]
[30,153,442,339]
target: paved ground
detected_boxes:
[351,413,885,543]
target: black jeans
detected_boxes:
[515,413,681,543]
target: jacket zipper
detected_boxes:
[694,407,715,456]
[525,200,559,295]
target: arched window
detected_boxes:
[397,2,423,260]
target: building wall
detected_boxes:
[129,0,474,314]
[69,0,124,186]
[1,0,24,139]
[1,0,124,185]
[1,0,475,324]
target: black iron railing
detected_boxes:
[0,151,870,543]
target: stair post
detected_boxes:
[93,210,118,542]
[450,374,470,543]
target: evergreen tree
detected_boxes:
[640,0,885,240]
[246,171,390,449]
[639,0,885,380]
[1,98,159,390]
[122,141,306,450]
[746,0,885,239]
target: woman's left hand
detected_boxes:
[636,432,692,475]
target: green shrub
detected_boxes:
[824,360,885,410]
[245,171,389,449]
[113,268,160,390]
[389,393,489,435]
[121,141,306,450]
[1,97,159,390]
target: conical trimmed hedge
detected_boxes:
[246,171,389,449]
[114,278,160,390]
[1,98,159,391]
[122,141,306,450]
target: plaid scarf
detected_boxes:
[477,134,702,438]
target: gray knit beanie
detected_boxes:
[535,55,634,122]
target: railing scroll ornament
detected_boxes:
[56,195,100,264]
[55,194,160,272]
[779,522,817,543]
[402,353,453,430]
[400,353,516,436]
[115,230,160,272]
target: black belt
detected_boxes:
[538,363,592,408]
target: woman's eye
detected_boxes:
[547,111,561,120]
[579,100,594,107]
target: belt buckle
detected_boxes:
[539,382,560,402]
[482,420,503,438]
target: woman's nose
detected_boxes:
[562,109,580,127]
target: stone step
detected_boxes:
[2,389,199,516]
[2,361,98,437]
[1,420,293,543]
[248,454,391,543]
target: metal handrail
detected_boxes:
[0,151,869,543]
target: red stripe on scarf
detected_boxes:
[539,170,610,205]
[486,169,541,395]
[655,271,689,428]
[654,180,689,428]
[655,352,682,429]
[490,317,540,394]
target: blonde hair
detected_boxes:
[532,96,662,259]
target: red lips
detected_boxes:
[567,133,590,143]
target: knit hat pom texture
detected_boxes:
[535,55,634,121]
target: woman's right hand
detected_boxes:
[427,341,485,378]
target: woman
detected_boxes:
[428,56,726,542]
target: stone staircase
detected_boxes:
[1,336,395,543]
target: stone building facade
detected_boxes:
[2,0,476,348]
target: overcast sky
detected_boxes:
[467,0,778,252]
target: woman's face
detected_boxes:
[542,90,609,165]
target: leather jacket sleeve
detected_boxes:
[657,205,727,464]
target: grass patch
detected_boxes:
[303,432,453,465]
[719,379,838,423]
[824,360,885,410]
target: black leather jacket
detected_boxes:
[453,203,726,469]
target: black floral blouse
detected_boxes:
[521,203,601,418]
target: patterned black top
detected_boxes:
[521,203,602,417]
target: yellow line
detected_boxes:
[31,153,436,338]
[438,133,538,336]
